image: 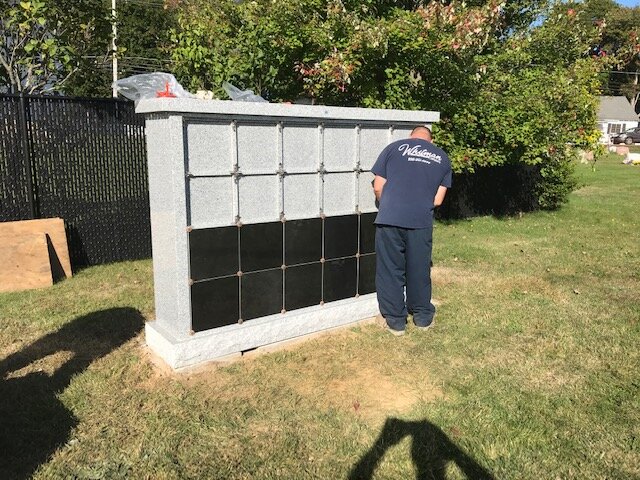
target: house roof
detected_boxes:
[597,96,639,122]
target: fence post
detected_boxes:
[18,93,37,219]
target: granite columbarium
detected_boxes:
[136,98,440,369]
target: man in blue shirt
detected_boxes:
[371,126,452,335]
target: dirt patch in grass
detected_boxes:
[135,342,183,388]
[287,331,444,419]
[295,361,435,419]
[168,330,444,422]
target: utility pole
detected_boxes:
[111,0,118,98]
[632,73,639,113]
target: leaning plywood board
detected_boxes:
[0,233,52,292]
[0,218,71,279]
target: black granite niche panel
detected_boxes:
[358,253,376,295]
[240,221,283,273]
[191,276,239,332]
[359,213,377,254]
[189,226,239,281]
[323,257,357,303]
[285,218,322,266]
[324,214,358,260]
[285,262,322,311]
[241,269,283,321]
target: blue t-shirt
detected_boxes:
[371,138,452,229]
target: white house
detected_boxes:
[597,96,639,143]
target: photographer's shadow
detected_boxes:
[0,307,144,480]
[349,417,496,480]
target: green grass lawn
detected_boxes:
[1,154,638,479]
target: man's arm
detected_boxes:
[373,175,387,201]
[434,185,447,207]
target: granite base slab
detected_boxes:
[145,293,379,369]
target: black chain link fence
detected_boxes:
[0,94,151,269]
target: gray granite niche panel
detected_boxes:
[186,122,233,175]
[282,124,320,173]
[360,127,391,171]
[323,126,356,172]
[237,175,281,224]
[391,127,414,143]
[358,172,378,213]
[189,177,235,228]
[237,123,279,174]
[323,172,356,216]
[284,173,320,220]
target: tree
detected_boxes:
[169,0,506,106]
[170,0,314,99]
[0,0,178,97]
[63,0,178,98]
[0,0,77,93]
[433,2,607,206]
[578,0,640,110]
[603,5,640,110]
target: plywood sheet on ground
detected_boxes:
[0,218,71,280]
[0,233,52,292]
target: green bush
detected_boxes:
[537,155,579,210]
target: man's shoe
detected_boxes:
[387,327,405,336]
[415,321,434,331]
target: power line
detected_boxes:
[608,70,640,76]
[121,56,173,62]
[87,55,169,62]
[120,0,166,7]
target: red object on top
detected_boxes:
[156,82,176,98]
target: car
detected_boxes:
[611,126,640,145]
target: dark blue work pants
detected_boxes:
[375,225,435,331]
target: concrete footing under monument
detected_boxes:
[137,98,439,370]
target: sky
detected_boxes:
[615,0,639,7]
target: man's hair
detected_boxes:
[410,125,432,140]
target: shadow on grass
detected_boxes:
[0,307,144,480]
[349,417,495,480]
